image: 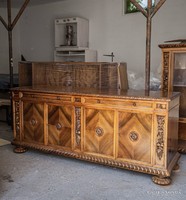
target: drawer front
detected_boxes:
[48,105,72,148]
[22,92,71,103]
[83,97,153,110]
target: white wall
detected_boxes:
[0,8,21,74]
[1,0,186,79]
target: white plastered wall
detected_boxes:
[0,7,21,74]
[1,0,186,81]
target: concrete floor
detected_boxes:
[0,122,186,200]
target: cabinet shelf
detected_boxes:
[54,49,97,62]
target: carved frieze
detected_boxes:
[15,101,20,138]
[162,52,169,92]
[75,107,81,146]
[156,115,165,160]
[156,104,166,110]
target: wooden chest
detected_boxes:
[11,86,180,185]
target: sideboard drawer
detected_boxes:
[22,92,71,102]
[83,97,153,109]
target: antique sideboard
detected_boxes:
[159,43,186,153]
[11,85,180,185]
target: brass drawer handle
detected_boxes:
[133,102,136,106]
[97,100,101,103]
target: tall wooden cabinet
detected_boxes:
[159,43,186,153]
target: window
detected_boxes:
[125,0,155,14]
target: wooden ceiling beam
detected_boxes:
[151,0,166,18]
[0,15,8,30]
[129,0,167,91]
[129,0,147,17]
[11,0,30,30]
[0,0,30,88]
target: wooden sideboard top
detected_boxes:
[11,86,179,102]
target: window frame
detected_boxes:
[125,0,155,14]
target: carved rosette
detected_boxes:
[129,131,139,142]
[95,127,104,137]
[162,52,169,92]
[56,122,62,130]
[156,116,165,160]
[15,101,20,139]
[30,118,37,127]
[75,107,81,146]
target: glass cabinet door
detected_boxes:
[173,52,186,118]
[173,53,186,86]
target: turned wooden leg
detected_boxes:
[173,163,180,172]
[14,146,27,153]
[152,176,171,185]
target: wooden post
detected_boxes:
[7,0,13,88]
[129,0,166,91]
[145,0,152,91]
[0,0,30,88]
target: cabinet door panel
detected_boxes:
[48,105,72,148]
[118,112,152,164]
[23,102,44,143]
[84,108,114,157]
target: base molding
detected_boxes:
[12,140,172,178]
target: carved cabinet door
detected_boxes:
[23,101,44,144]
[48,105,72,149]
[84,108,115,158]
[117,111,152,164]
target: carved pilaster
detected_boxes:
[162,52,169,92]
[15,101,20,140]
[75,107,81,146]
[156,116,165,160]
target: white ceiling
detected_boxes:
[0,0,66,8]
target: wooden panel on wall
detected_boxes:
[23,102,44,143]
[19,62,128,90]
[100,63,118,89]
[74,64,100,88]
[84,108,114,157]
[118,112,152,164]
[46,64,74,87]
[48,105,72,148]
[19,62,32,86]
